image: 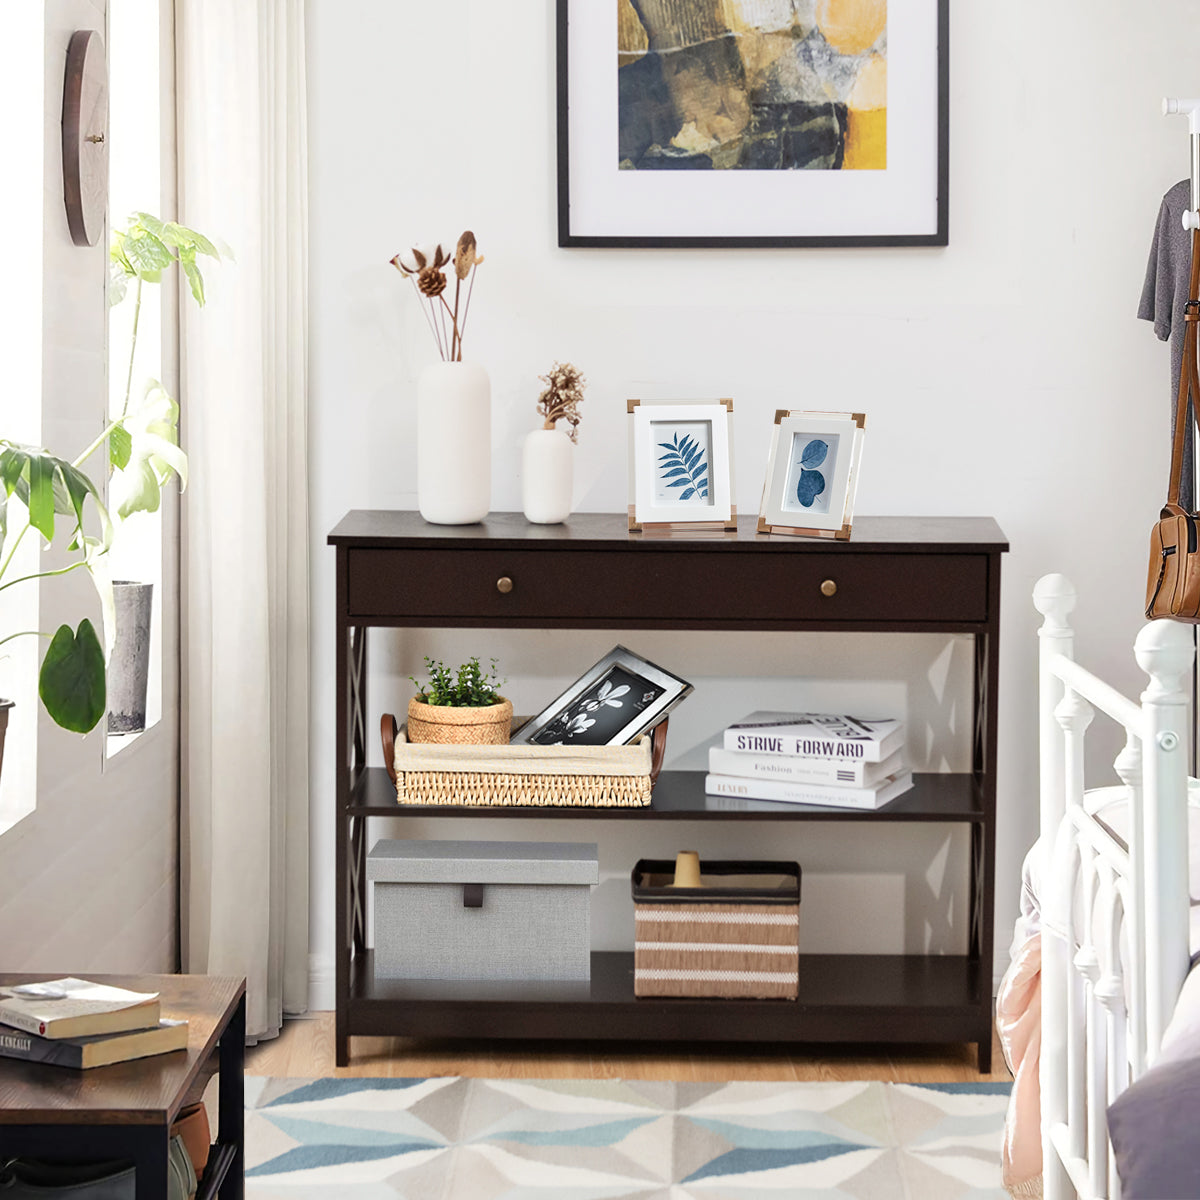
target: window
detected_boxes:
[0,7,46,834]
[105,0,166,757]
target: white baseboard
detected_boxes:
[308,952,334,1012]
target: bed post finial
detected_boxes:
[1035,575,1077,871]
[1033,573,1077,635]
[1134,617,1193,1058]
[1134,619,1193,700]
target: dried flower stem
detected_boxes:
[456,269,478,359]
[409,276,444,359]
[389,232,484,363]
[451,275,462,361]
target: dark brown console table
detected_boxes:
[329,512,1007,1070]
[0,973,245,1200]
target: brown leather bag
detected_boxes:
[1146,226,1200,620]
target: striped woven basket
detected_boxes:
[380,714,666,807]
[631,859,801,999]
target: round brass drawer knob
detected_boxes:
[820,579,837,597]
[496,576,514,595]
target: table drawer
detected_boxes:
[346,548,990,624]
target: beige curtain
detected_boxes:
[175,0,309,1041]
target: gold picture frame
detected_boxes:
[757,410,865,540]
[627,398,737,535]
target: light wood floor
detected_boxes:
[245,1011,1010,1085]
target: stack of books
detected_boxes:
[0,977,188,1069]
[705,710,913,809]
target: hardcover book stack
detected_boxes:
[705,711,913,810]
[0,977,188,1069]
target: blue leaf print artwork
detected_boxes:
[658,432,709,502]
[796,439,827,509]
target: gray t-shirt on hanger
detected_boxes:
[1139,177,1194,510]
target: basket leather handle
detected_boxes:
[381,713,398,784]
[649,716,669,785]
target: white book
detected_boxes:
[722,710,904,762]
[708,745,905,787]
[704,769,915,810]
[0,978,160,1039]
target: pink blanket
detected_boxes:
[996,932,1043,1198]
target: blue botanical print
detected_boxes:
[658,433,709,501]
[796,438,828,508]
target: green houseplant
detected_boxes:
[0,214,220,745]
[406,655,512,745]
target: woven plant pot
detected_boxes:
[406,695,513,745]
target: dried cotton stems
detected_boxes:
[536,362,586,442]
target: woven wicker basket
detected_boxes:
[632,859,801,999]
[381,714,667,808]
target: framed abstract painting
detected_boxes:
[758,410,865,540]
[556,0,948,248]
[628,399,735,532]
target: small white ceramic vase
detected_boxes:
[521,428,574,524]
[417,360,491,525]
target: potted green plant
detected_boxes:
[1,443,113,740]
[406,655,512,745]
[105,213,223,733]
[0,213,220,763]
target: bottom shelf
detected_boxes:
[347,950,988,1047]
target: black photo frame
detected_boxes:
[556,0,949,249]
[510,645,693,747]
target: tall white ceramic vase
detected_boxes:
[522,428,574,524]
[417,361,491,525]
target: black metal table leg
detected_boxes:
[217,991,245,1199]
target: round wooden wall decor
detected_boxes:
[61,29,108,247]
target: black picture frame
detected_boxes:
[510,645,693,747]
[556,0,949,249]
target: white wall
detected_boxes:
[305,1,1200,1000]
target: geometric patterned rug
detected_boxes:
[244,1076,1012,1198]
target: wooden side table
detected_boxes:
[0,973,245,1200]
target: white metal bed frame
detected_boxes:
[1034,574,1193,1200]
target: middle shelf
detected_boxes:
[348,767,984,823]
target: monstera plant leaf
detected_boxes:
[0,441,112,553]
[38,619,106,733]
[108,382,188,519]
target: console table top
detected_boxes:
[329,511,1008,553]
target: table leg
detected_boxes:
[130,1128,170,1200]
[217,991,246,1198]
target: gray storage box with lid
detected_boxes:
[367,839,598,981]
